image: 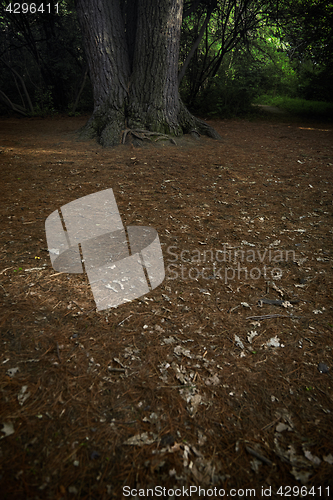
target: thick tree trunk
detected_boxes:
[76,0,220,147]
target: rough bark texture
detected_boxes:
[76,0,221,147]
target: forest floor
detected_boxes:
[0,112,333,499]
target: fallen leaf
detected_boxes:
[1,422,15,439]
[18,386,31,406]
[124,432,157,446]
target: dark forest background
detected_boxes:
[1,0,332,120]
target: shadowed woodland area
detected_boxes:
[1,0,332,123]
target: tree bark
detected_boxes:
[76,0,220,147]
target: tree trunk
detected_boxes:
[76,0,220,147]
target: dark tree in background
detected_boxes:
[1,1,332,123]
[75,0,221,147]
[0,0,86,115]
[274,0,333,101]
[179,0,277,108]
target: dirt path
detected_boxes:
[0,115,333,497]
[253,104,287,114]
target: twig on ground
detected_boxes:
[245,446,274,466]
[261,417,281,431]
[72,300,84,312]
[246,314,290,320]
[228,305,240,313]
[56,342,61,363]
[118,315,133,326]
[0,267,13,274]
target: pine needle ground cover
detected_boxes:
[0,115,332,498]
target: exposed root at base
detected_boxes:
[122,128,178,145]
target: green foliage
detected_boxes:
[179,1,273,106]
[180,28,300,118]
[269,0,333,103]
[180,1,333,116]
[248,31,299,98]
[181,50,257,117]
[277,0,333,67]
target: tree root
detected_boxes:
[122,128,177,145]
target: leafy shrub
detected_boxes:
[297,65,333,103]
[182,51,257,118]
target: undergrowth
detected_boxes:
[253,95,333,121]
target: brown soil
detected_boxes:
[0,114,333,499]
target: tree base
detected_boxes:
[78,101,221,147]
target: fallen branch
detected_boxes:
[258,298,299,307]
